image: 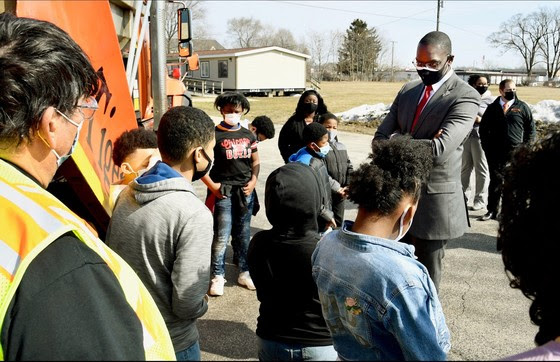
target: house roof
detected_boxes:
[193,39,225,51]
[196,46,310,59]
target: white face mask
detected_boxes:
[224,113,241,126]
[327,130,337,142]
[137,154,161,177]
[122,153,161,179]
[394,207,413,242]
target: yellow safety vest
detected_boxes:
[0,160,176,361]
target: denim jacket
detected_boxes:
[311,221,450,361]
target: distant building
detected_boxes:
[388,68,548,86]
[455,69,548,86]
[186,46,310,96]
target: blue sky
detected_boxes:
[201,1,558,69]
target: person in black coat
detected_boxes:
[478,79,535,221]
[278,89,328,163]
[247,162,336,361]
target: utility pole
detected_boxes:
[391,41,396,82]
[436,0,443,31]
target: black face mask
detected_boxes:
[476,86,488,95]
[504,90,516,101]
[417,63,448,86]
[192,148,213,182]
[302,102,318,114]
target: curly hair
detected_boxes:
[157,106,215,163]
[252,115,275,139]
[214,91,250,114]
[467,74,489,87]
[348,136,433,214]
[498,129,560,346]
[0,13,99,147]
[294,89,328,119]
[302,122,327,144]
[112,128,157,167]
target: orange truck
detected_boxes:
[1,0,198,237]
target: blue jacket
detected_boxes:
[311,221,450,361]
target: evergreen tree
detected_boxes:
[338,19,382,80]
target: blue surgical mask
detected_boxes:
[313,142,331,158]
[37,110,83,168]
[54,110,83,167]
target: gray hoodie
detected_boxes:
[106,162,212,352]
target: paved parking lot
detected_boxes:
[193,124,537,361]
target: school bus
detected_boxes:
[0,0,198,238]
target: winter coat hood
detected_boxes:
[131,161,194,205]
[265,162,322,238]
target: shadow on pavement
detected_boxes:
[198,319,258,359]
[447,232,499,254]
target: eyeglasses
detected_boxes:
[55,97,99,127]
[76,97,99,122]
[412,55,450,71]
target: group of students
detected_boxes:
[2,12,560,361]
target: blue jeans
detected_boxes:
[257,337,337,361]
[212,191,254,276]
[175,341,200,361]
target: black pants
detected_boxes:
[331,192,345,228]
[402,234,448,292]
[486,157,506,215]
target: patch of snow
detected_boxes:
[336,103,391,122]
[530,100,560,123]
[337,100,560,123]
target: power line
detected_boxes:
[277,1,436,24]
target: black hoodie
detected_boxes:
[247,162,333,346]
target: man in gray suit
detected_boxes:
[373,31,480,290]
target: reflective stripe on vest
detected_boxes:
[0,160,175,360]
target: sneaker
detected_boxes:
[209,275,225,296]
[478,212,496,221]
[237,271,256,290]
[469,202,485,211]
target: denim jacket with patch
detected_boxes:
[311,221,450,361]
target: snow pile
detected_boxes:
[337,100,560,123]
[336,103,390,122]
[530,100,560,123]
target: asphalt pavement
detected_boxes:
[192,123,537,361]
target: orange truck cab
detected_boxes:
[1,0,198,238]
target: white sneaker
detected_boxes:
[469,202,485,211]
[237,271,256,290]
[209,275,225,296]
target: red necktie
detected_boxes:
[411,85,433,132]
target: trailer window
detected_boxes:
[201,61,209,78]
[218,60,228,78]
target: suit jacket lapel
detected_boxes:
[413,74,456,136]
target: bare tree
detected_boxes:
[487,12,547,78]
[165,1,206,53]
[227,17,264,48]
[536,8,560,79]
[267,28,299,50]
[307,31,328,81]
